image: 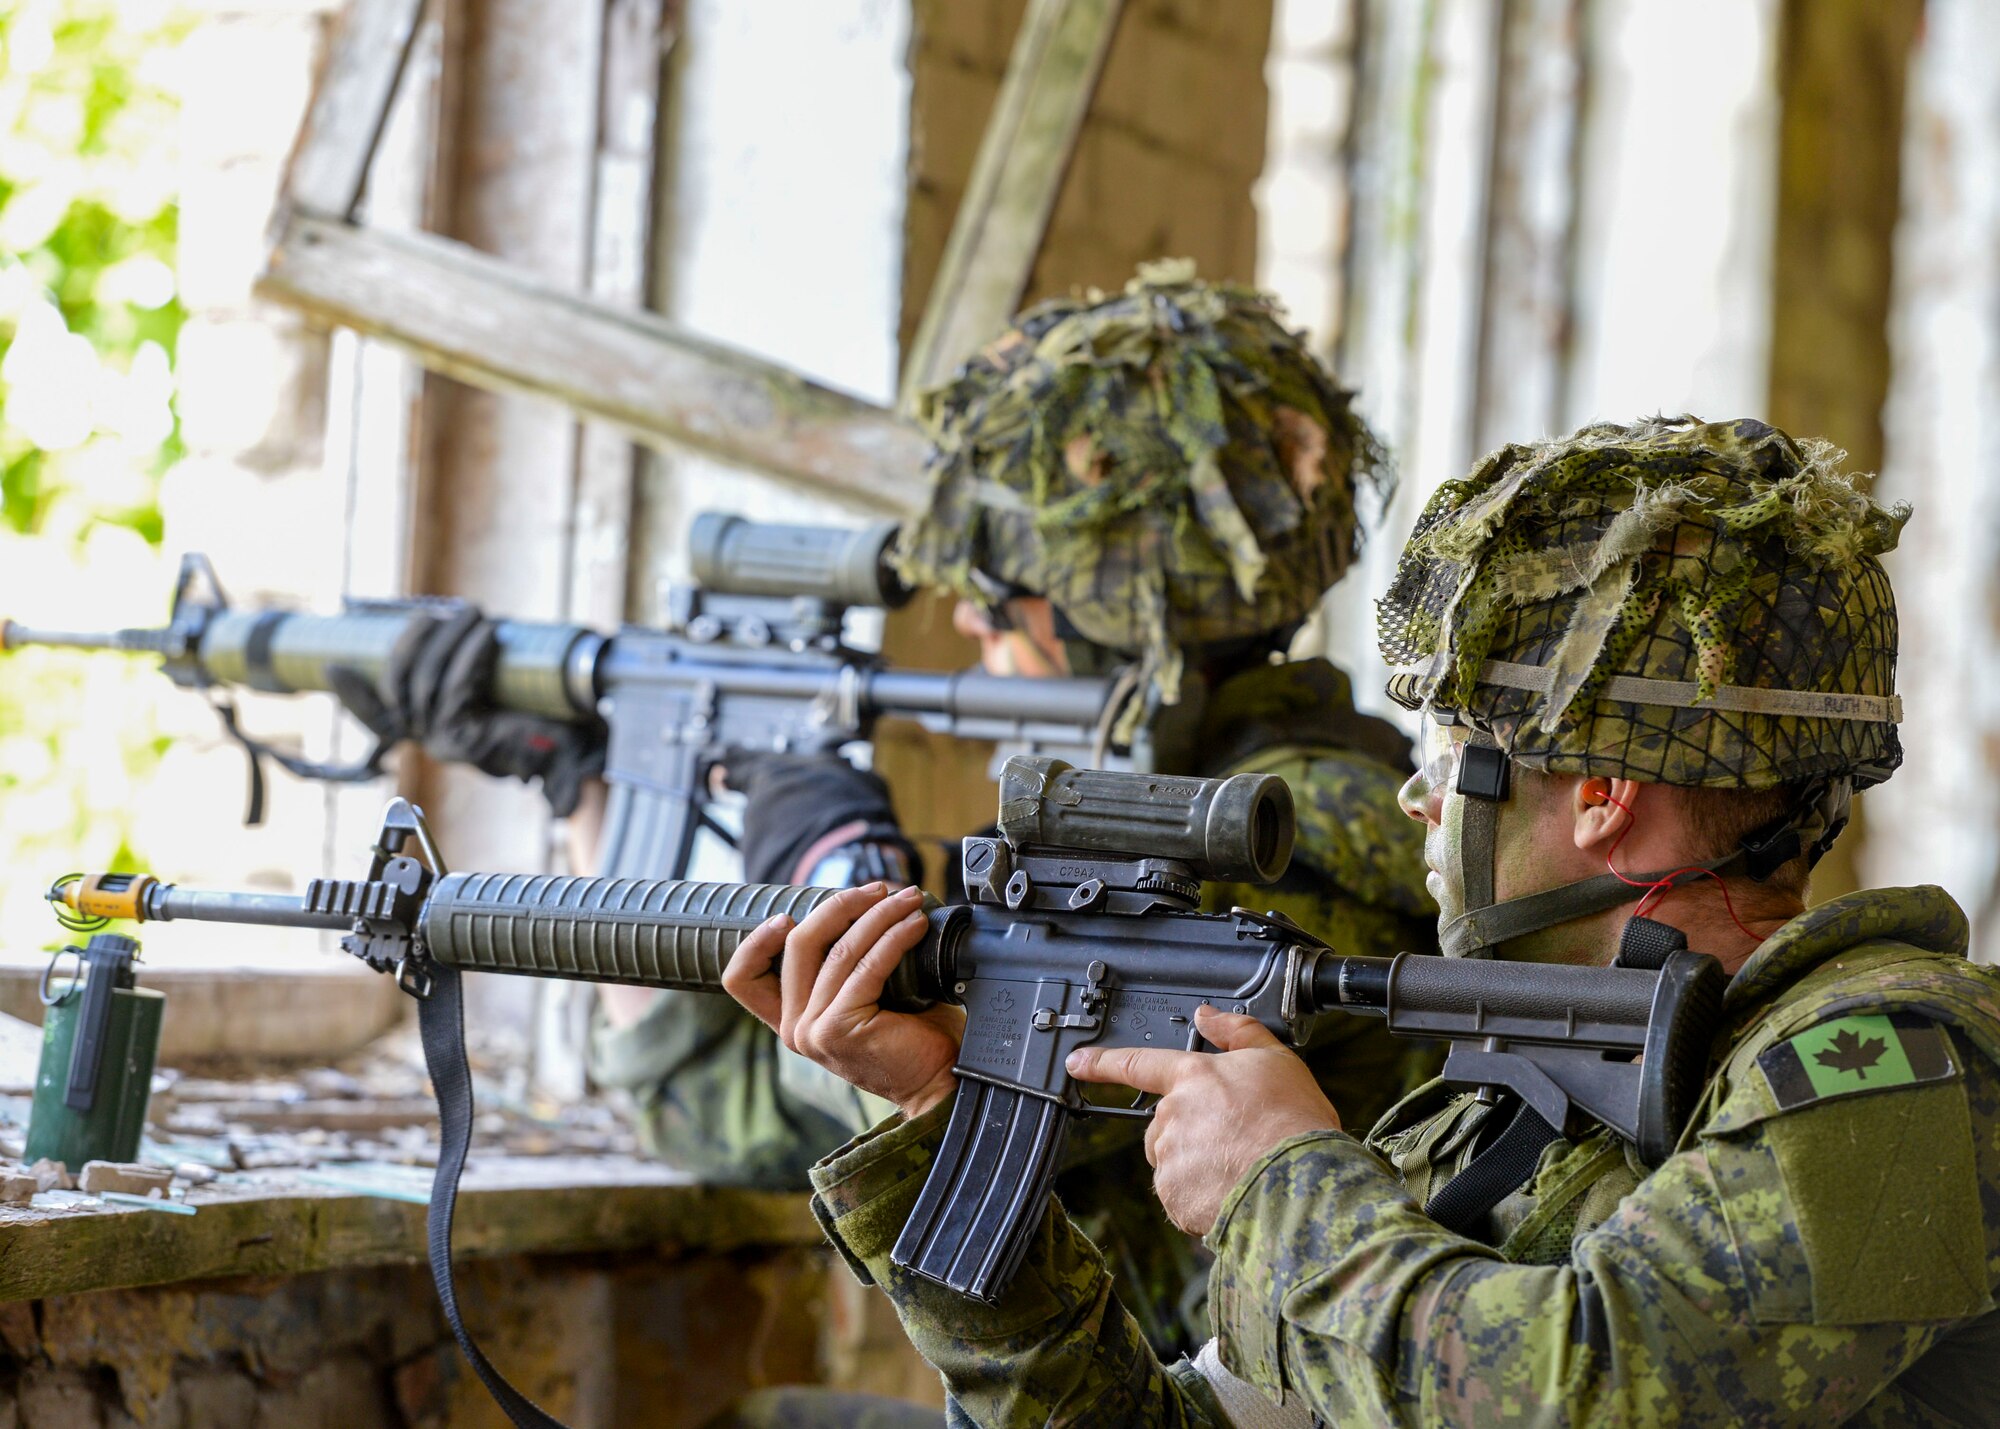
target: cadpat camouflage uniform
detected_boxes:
[796,418,2000,1425]
[897,258,1390,714]
[805,881,2000,1426]
[594,263,1439,1366]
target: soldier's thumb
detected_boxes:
[1193,1005,1283,1052]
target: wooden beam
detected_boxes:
[565,0,674,631]
[0,1159,818,1303]
[258,214,931,512]
[1768,0,1922,460]
[898,0,1125,403]
[1471,0,1584,453]
[284,0,429,219]
[1765,0,1922,903]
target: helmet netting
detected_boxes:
[1378,416,1907,790]
[896,260,1391,701]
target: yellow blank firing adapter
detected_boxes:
[48,873,157,927]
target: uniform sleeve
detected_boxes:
[809,1105,1239,1429]
[589,990,892,1189]
[1205,1030,1997,1427]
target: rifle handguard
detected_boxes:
[419,873,953,1011]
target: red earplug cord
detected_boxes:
[1597,789,1761,945]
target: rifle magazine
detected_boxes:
[890,1077,1070,1304]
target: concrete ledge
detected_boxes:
[0,1156,820,1302]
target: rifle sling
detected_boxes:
[417,963,569,1429]
[1423,1095,1562,1239]
[208,695,391,827]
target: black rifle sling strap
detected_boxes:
[208,694,391,826]
[416,963,569,1429]
[1422,1094,1562,1240]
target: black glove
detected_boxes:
[721,751,917,886]
[328,607,605,818]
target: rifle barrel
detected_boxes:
[155,887,351,929]
[51,873,352,930]
[863,669,1113,726]
[0,622,177,655]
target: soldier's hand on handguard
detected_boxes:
[1067,1005,1342,1236]
[328,606,604,817]
[722,882,964,1121]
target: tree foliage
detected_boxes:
[0,0,188,952]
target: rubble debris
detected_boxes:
[77,1162,173,1196]
[27,1159,73,1192]
[100,1191,196,1215]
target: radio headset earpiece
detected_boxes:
[1595,780,1763,942]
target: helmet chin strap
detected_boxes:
[1436,728,1852,960]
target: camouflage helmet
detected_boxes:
[1379,416,1908,791]
[894,259,1390,697]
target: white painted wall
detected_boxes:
[1259,0,1780,723]
[1563,0,1778,431]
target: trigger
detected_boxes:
[1090,1092,1157,1121]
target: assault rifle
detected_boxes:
[54,755,1725,1406]
[3,514,1134,879]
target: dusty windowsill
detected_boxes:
[0,965,404,1063]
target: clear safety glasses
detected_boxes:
[1416,713,1469,796]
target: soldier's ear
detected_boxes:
[1573,777,1641,854]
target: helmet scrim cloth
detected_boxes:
[1379,415,1907,791]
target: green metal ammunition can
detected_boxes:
[26,934,164,1168]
